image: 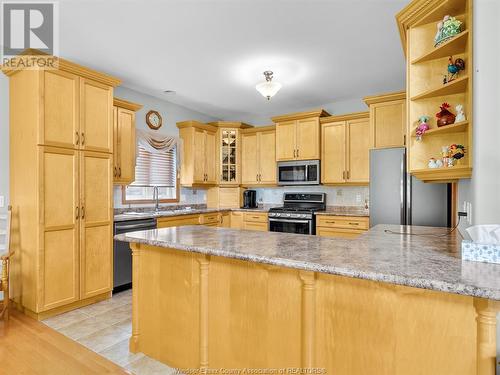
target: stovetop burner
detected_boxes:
[268,192,326,220]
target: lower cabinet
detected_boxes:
[157,214,201,228]
[219,212,231,227]
[242,212,268,231]
[230,211,244,229]
[316,216,369,239]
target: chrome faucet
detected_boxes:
[153,186,160,212]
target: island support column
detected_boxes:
[300,271,316,368]
[474,298,500,375]
[198,256,210,369]
[130,243,141,353]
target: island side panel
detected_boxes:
[315,273,477,375]
[134,244,201,369]
[208,258,302,368]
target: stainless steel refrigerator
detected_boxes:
[369,147,448,228]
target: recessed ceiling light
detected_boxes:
[163,90,176,94]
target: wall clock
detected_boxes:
[146,110,162,130]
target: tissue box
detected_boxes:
[462,240,500,264]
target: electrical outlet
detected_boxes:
[336,190,343,196]
[355,194,362,203]
[0,196,4,208]
[467,202,472,224]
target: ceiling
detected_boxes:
[58,0,409,124]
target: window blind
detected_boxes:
[132,145,176,187]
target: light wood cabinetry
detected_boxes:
[113,98,142,185]
[208,121,253,186]
[241,126,276,186]
[230,211,244,229]
[242,212,268,231]
[177,121,217,187]
[4,56,120,319]
[364,91,407,149]
[316,216,369,239]
[272,110,329,161]
[397,0,472,182]
[206,187,243,209]
[321,112,370,185]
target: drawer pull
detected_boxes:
[349,222,359,225]
[325,221,336,224]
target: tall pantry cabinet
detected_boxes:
[3,59,121,319]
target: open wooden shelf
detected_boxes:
[411,166,472,182]
[411,121,469,137]
[411,30,469,64]
[414,0,466,27]
[411,75,468,101]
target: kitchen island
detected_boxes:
[116,225,500,375]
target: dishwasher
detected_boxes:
[113,218,157,293]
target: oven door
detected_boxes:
[269,218,313,235]
[277,161,320,185]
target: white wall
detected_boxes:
[472,0,500,226]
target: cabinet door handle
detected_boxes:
[259,174,261,182]
[75,132,80,145]
[114,166,117,177]
[342,171,346,180]
[81,206,85,219]
[293,149,296,158]
[75,207,79,219]
[347,171,350,180]
[118,166,121,177]
[81,132,85,146]
[296,149,299,158]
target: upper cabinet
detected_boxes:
[396,0,472,182]
[208,121,253,186]
[272,110,330,161]
[241,126,276,186]
[40,70,116,153]
[177,121,217,187]
[113,98,142,185]
[321,112,370,185]
[363,91,406,149]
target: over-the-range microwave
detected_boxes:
[277,160,320,185]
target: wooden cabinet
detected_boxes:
[230,211,244,229]
[242,212,268,231]
[158,214,201,229]
[241,126,276,186]
[321,112,370,185]
[316,216,369,239]
[364,91,406,149]
[219,212,231,227]
[5,58,120,319]
[177,121,217,187]
[113,98,142,185]
[206,187,242,209]
[272,110,329,161]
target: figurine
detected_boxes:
[444,56,465,84]
[428,158,444,169]
[434,15,462,46]
[436,103,456,127]
[415,116,430,141]
[441,146,450,167]
[450,144,466,165]
[455,104,466,122]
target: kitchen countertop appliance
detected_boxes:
[113,217,157,293]
[242,189,257,209]
[268,192,326,235]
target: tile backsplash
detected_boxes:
[253,186,369,207]
[114,185,369,209]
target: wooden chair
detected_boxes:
[0,206,13,320]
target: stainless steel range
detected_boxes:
[268,193,326,235]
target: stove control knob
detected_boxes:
[285,213,291,217]
[301,214,307,218]
[275,213,280,217]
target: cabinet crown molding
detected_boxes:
[176,120,217,132]
[1,49,122,87]
[113,97,143,112]
[271,109,330,123]
[320,111,369,124]
[241,125,275,134]
[207,121,253,129]
[363,91,406,105]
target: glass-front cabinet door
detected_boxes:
[219,129,238,185]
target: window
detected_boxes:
[122,145,178,203]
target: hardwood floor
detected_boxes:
[0,308,128,374]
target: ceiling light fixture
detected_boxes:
[255,71,282,100]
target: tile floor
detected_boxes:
[42,290,176,375]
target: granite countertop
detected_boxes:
[315,206,369,217]
[115,225,500,300]
[113,206,274,222]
